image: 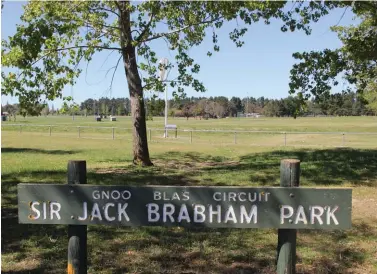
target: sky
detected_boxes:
[1,1,360,109]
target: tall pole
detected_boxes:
[164,84,168,137]
[159,57,169,138]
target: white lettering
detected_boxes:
[91,203,102,221]
[280,205,294,224]
[294,205,307,224]
[50,202,61,220]
[43,202,47,219]
[163,203,175,222]
[228,192,236,202]
[248,193,257,202]
[172,192,180,201]
[78,202,87,220]
[163,192,170,201]
[102,191,109,200]
[265,192,271,202]
[111,190,120,200]
[118,203,129,221]
[92,190,100,199]
[194,205,206,222]
[104,203,115,221]
[238,192,246,202]
[224,205,237,223]
[240,205,257,224]
[121,191,131,200]
[213,192,221,201]
[326,206,339,225]
[310,206,324,225]
[209,205,221,223]
[147,203,160,222]
[178,204,190,222]
[153,191,161,201]
[182,192,190,201]
[30,202,41,219]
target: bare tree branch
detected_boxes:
[89,6,120,17]
[141,16,223,43]
[318,6,349,37]
[289,1,297,12]
[85,22,121,31]
[108,55,123,96]
[51,45,123,52]
[100,7,120,17]
[99,49,117,70]
[135,12,155,42]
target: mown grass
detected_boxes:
[2,116,377,148]
[3,115,377,132]
[1,127,377,274]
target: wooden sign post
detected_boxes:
[67,161,87,274]
[277,159,300,274]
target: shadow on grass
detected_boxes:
[296,221,375,274]
[1,147,80,155]
[198,148,377,186]
[1,147,377,273]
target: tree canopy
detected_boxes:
[288,1,377,112]
[1,0,347,165]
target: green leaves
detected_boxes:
[2,0,345,115]
[2,1,120,115]
[288,1,377,111]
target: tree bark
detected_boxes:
[118,1,153,166]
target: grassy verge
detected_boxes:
[2,132,377,273]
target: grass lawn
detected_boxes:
[2,116,377,149]
[4,115,377,132]
[1,116,377,274]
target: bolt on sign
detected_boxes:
[17,184,352,229]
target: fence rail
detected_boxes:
[2,123,377,148]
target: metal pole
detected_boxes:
[49,126,51,136]
[67,160,87,274]
[112,127,115,140]
[277,159,300,274]
[78,126,80,138]
[164,84,168,138]
[159,57,169,138]
[149,129,152,141]
[284,132,287,146]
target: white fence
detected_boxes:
[2,123,377,148]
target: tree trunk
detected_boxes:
[118,2,153,166]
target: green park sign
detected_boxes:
[17,184,352,229]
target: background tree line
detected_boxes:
[2,91,375,120]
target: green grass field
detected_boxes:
[2,116,377,148]
[1,116,377,273]
[4,115,377,132]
